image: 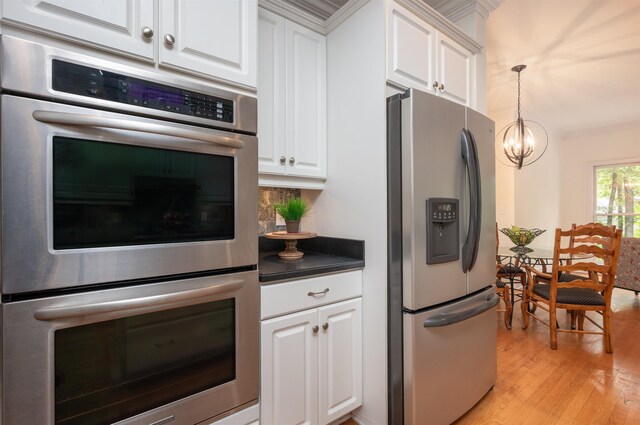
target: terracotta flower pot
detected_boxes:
[285,220,300,233]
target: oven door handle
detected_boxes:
[33,279,243,321]
[32,110,245,149]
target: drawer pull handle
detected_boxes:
[308,288,330,297]
[312,325,319,334]
[322,322,329,331]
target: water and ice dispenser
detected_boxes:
[426,198,460,264]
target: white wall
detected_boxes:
[301,1,388,424]
[490,106,564,248]
[494,120,640,246]
[512,122,563,248]
[558,122,640,228]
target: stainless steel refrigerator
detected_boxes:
[387,89,499,425]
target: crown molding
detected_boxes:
[428,0,503,21]
[326,0,371,33]
[260,0,327,34]
[395,0,483,53]
[260,0,370,35]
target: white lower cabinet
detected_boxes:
[260,272,363,425]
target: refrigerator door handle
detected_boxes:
[423,293,499,327]
[460,128,482,272]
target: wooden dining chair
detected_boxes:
[495,223,527,329]
[533,223,615,329]
[521,223,622,353]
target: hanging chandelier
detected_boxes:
[497,65,548,169]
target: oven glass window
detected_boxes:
[53,137,235,249]
[54,299,236,425]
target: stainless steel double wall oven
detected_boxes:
[0,36,259,425]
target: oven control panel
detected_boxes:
[51,60,234,123]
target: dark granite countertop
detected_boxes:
[258,236,365,284]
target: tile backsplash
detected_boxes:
[258,187,301,235]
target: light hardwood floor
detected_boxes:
[343,288,640,425]
[455,287,640,425]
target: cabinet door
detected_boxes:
[257,8,286,175]
[386,1,436,94]
[1,0,154,59]
[435,32,474,107]
[285,20,327,179]
[159,0,257,88]
[318,298,363,424]
[261,309,319,425]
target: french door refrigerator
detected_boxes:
[387,89,499,425]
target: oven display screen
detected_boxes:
[51,59,234,123]
[128,82,184,107]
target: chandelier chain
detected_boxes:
[517,69,521,119]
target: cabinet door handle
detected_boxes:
[280,156,286,164]
[322,323,329,331]
[141,26,154,39]
[312,325,319,334]
[439,83,445,92]
[289,157,296,165]
[433,81,439,90]
[308,288,329,297]
[164,34,176,46]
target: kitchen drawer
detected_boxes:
[261,270,362,319]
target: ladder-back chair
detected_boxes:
[521,223,622,353]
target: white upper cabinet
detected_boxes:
[159,0,257,87]
[435,31,473,107]
[1,0,154,60]
[285,20,327,179]
[258,8,327,189]
[386,2,436,95]
[386,1,475,108]
[1,0,257,88]
[257,9,286,175]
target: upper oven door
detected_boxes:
[1,95,257,294]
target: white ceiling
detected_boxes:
[486,0,640,134]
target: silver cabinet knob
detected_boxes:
[164,34,176,46]
[439,83,445,92]
[141,26,154,39]
[432,81,439,89]
[289,157,295,165]
[312,325,319,334]
[280,156,286,164]
[322,323,329,331]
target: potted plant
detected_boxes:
[274,197,308,233]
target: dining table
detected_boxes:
[496,245,592,328]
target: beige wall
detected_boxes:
[558,122,640,229]
[495,121,640,247]
[512,122,564,248]
[491,107,564,248]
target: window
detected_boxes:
[594,163,640,237]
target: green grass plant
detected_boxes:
[274,197,308,221]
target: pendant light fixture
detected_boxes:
[496,65,548,169]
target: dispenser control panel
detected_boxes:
[426,198,460,264]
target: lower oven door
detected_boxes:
[1,94,257,294]
[1,270,259,425]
